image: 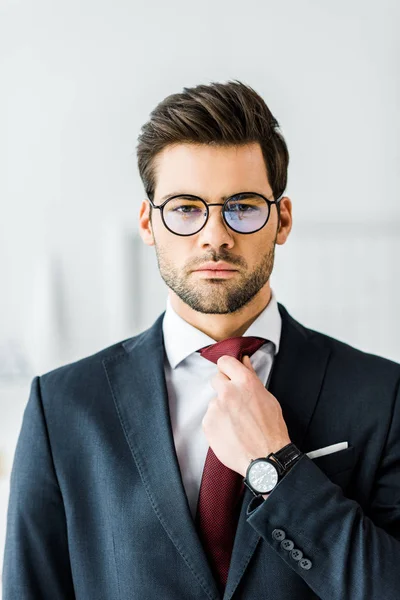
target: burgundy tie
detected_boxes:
[195,336,266,595]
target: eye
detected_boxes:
[227,203,257,212]
[173,205,203,214]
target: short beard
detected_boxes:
[154,237,277,315]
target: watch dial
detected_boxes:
[249,461,278,493]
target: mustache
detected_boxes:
[189,255,244,269]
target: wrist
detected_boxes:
[243,442,303,497]
[269,439,292,456]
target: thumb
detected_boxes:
[242,354,256,371]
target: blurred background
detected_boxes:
[1,0,399,590]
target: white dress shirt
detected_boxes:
[162,289,282,520]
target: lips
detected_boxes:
[195,262,237,271]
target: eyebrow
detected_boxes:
[159,191,245,203]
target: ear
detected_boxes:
[275,196,292,246]
[138,199,155,246]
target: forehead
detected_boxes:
[152,142,272,202]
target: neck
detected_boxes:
[169,284,272,341]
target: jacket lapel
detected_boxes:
[223,303,332,600]
[270,303,332,448]
[103,312,222,600]
[103,302,331,600]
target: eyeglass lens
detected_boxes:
[163,195,270,235]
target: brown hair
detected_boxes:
[136,79,289,221]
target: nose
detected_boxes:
[196,203,235,249]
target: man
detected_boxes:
[2,80,400,600]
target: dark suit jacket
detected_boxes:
[3,303,400,599]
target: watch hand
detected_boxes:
[254,476,266,485]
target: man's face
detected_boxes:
[139,142,291,315]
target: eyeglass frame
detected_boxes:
[147,191,283,236]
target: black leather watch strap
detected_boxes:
[271,442,302,472]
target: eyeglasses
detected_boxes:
[147,192,282,236]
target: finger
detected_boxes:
[216,355,249,379]
[242,355,256,371]
[210,371,230,391]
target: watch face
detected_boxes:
[248,460,279,493]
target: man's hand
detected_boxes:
[202,354,291,478]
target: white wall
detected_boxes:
[1,0,400,590]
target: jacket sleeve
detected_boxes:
[2,376,75,599]
[245,376,400,600]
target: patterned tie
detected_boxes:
[195,336,266,595]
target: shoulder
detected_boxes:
[37,324,153,398]
[279,302,400,387]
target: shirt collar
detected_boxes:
[162,289,282,369]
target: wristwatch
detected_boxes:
[243,442,303,496]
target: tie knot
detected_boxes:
[197,336,267,364]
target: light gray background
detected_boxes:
[1,0,399,588]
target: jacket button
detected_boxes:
[281,539,294,551]
[272,529,286,541]
[290,548,303,561]
[299,558,313,570]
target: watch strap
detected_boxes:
[272,442,302,472]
